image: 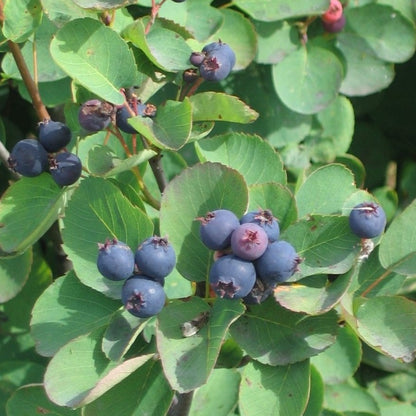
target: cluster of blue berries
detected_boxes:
[189,40,236,82]
[8,120,82,186]
[97,237,176,318]
[78,94,156,134]
[197,208,301,304]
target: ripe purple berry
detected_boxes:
[49,152,82,186]
[231,223,268,261]
[322,13,346,33]
[78,99,114,132]
[116,106,138,134]
[349,202,386,239]
[134,236,176,282]
[38,119,72,153]
[8,138,48,177]
[209,254,256,299]
[240,209,280,242]
[197,209,240,250]
[97,239,135,281]
[255,240,301,287]
[190,52,205,67]
[122,275,166,318]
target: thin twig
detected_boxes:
[7,40,49,121]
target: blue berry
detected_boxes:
[209,254,256,299]
[349,202,386,239]
[38,119,71,153]
[199,41,236,82]
[202,41,236,69]
[8,138,48,177]
[122,275,166,318]
[197,209,240,250]
[240,209,280,242]
[255,240,301,287]
[190,52,205,67]
[50,152,82,186]
[116,106,138,134]
[78,99,114,132]
[231,223,268,261]
[135,236,176,281]
[97,239,135,281]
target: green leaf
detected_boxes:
[61,177,153,298]
[229,298,338,365]
[102,309,149,361]
[158,0,223,42]
[128,99,192,150]
[159,162,248,282]
[2,17,68,82]
[303,365,325,416]
[342,4,416,64]
[355,295,416,363]
[122,18,193,72]
[295,164,357,217]
[44,326,153,407]
[284,215,360,277]
[50,18,137,105]
[324,382,380,414]
[40,0,98,27]
[189,368,240,416]
[0,174,65,257]
[156,297,245,392]
[6,384,82,416]
[311,325,362,384]
[72,0,137,9]
[2,0,42,43]
[0,249,32,302]
[379,199,416,275]
[31,271,120,357]
[247,183,297,232]
[196,133,286,186]
[273,46,343,114]
[83,359,173,416]
[190,92,259,124]
[254,20,300,64]
[274,273,353,315]
[239,360,310,416]
[233,0,329,22]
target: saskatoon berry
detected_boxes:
[322,0,343,24]
[209,254,256,299]
[78,99,114,132]
[240,209,280,242]
[243,279,272,305]
[135,236,176,282]
[231,223,268,261]
[38,119,72,153]
[49,152,82,186]
[116,106,138,134]
[255,240,301,287]
[122,275,166,318]
[197,209,240,250]
[97,239,135,281]
[8,138,49,177]
[199,55,231,82]
[349,202,387,239]
[322,13,346,33]
[190,52,205,67]
[202,41,236,69]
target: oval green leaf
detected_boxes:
[273,46,344,115]
[50,18,137,104]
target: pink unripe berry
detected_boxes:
[231,223,268,261]
[322,0,343,24]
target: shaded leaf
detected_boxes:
[0,174,65,257]
[156,297,245,392]
[72,0,137,9]
[230,298,338,366]
[31,271,120,357]
[239,360,310,416]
